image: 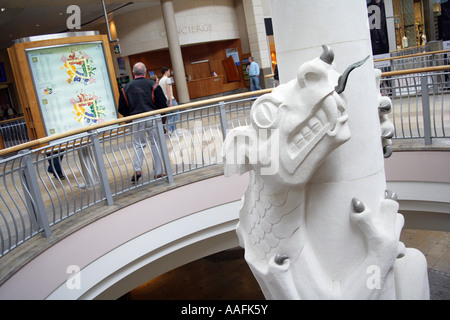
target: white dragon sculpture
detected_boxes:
[223,45,429,299]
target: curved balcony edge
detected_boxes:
[0,149,448,299]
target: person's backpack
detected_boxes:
[118,83,158,117]
[118,87,130,117]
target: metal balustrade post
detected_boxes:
[78,145,99,188]
[19,150,51,237]
[420,75,433,145]
[218,101,229,140]
[90,131,114,206]
[155,115,174,183]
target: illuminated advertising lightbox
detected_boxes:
[26,41,118,136]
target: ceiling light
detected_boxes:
[1,8,5,12]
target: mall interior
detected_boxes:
[0,0,448,301]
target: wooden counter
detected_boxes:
[186,76,224,99]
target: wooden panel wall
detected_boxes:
[128,39,246,99]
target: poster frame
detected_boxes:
[7,33,120,142]
[24,40,118,137]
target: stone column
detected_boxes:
[242,0,272,88]
[423,0,437,42]
[384,0,398,52]
[160,0,190,103]
[271,0,389,283]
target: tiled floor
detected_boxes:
[400,229,449,274]
[124,229,449,300]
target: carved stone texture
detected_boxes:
[222,46,429,300]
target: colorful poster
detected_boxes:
[26,41,118,136]
[226,48,240,66]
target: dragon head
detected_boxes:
[223,45,369,186]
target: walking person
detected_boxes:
[149,74,168,131]
[159,67,180,135]
[47,153,65,180]
[118,62,167,183]
[247,56,262,91]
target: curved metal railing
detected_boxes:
[0,117,29,149]
[0,89,270,258]
[379,67,450,143]
[0,65,449,259]
[374,49,450,73]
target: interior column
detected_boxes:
[160,0,190,103]
[270,0,392,292]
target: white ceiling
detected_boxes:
[0,0,161,49]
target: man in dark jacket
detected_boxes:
[118,62,167,183]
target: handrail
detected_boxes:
[0,116,25,125]
[0,63,448,157]
[0,69,448,266]
[374,49,450,62]
[0,88,273,157]
[381,65,450,77]
[389,44,426,54]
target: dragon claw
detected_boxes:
[385,189,398,202]
[383,145,393,158]
[274,254,290,265]
[378,103,391,115]
[352,198,365,213]
[382,129,394,140]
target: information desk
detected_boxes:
[186,76,224,99]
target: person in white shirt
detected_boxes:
[159,67,180,134]
[247,56,262,91]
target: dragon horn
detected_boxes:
[320,44,334,65]
[335,55,370,94]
